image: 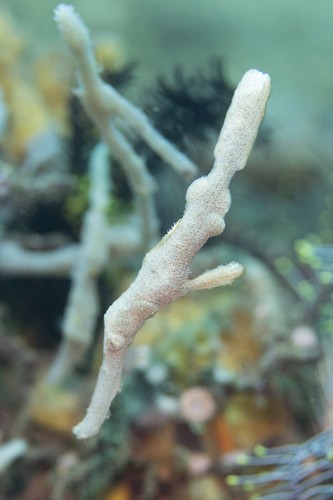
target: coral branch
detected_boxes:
[54,4,198,248]
[185,262,245,292]
[54,4,198,180]
[0,225,141,276]
[73,69,271,439]
[47,142,111,384]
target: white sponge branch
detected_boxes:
[185,262,245,293]
[54,4,199,248]
[54,4,198,180]
[73,68,271,439]
[47,143,111,384]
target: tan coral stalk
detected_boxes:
[72,68,271,439]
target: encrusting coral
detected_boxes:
[52,4,271,439]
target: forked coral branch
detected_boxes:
[68,64,271,438]
[54,4,199,248]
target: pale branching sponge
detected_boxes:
[54,3,271,439]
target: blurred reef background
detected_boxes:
[1,1,333,499]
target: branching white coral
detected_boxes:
[0,225,141,276]
[54,3,198,248]
[1,5,271,440]
[47,143,111,384]
[71,68,271,439]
